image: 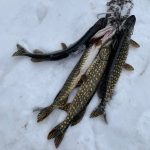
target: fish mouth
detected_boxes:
[90,25,116,46]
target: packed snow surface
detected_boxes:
[0,0,150,150]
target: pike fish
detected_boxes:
[37,25,115,122]
[90,15,136,120]
[12,18,107,61]
[47,42,112,148]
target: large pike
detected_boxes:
[47,40,114,148]
[90,15,136,120]
[12,18,107,61]
[37,25,115,122]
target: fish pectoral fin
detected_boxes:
[76,74,87,87]
[48,121,69,148]
[31,58,44,62]
[71,108,86,126]
[60,42,68,50]
[123,63,134,71]
[30,50,45,62]
[130,39,140,48]
[59,103,71,112]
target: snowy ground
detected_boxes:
[0,0,150,150]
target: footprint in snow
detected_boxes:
[36,2,49,24]
[137,110,150,143]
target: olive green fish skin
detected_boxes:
[47,46,111,147]
[37,44,100,122]
[90,41,129,118]
[67,48,110,116]
[90,15,136,118]
[101,36,129,106]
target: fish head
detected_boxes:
[123,15,136,36]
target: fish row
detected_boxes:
[12,14,139,148]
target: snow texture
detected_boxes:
[0,0,150,150]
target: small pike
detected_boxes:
[12,18,107,61]
[90,15,136,121]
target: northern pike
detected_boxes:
[12,18,107,61]
[47,41,113,148]
[36,25,115,122]
[90,15,136,121]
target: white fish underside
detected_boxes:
[71,44,101,88]
[70,25,115,89]
[80,44,101,74]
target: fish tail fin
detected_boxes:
[90,105,108,123]
[37,105,54,122]
[90,104,104,118]
[90,108,102,118]
[12,44,28,56]
[48,121,69,148]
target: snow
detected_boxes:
[0,0,150,150]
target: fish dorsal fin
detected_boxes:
[33,49,44,54]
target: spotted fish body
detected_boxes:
[90,15,136,118]
[47,45,111,148]
[37,42,105,122]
